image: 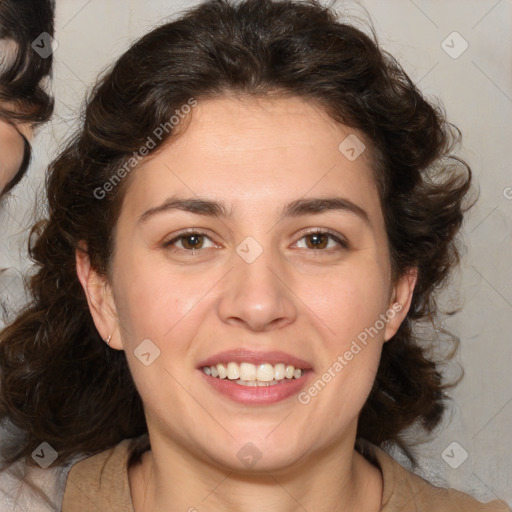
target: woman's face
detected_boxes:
[0,118,25,193]
[82,95,416,471]
[0,39,29,194]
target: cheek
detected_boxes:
[300,262,390,345]
[0,142,24,191]
[112,254,213,349]
[112,262,201,412]
[296,263,389,407]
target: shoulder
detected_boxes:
[61,435,148,512]
[0,458,70,512]
[363,442,510,512]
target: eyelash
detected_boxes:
[162,228,349,255]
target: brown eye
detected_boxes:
[180,233,205,250]
[163,230,216,253]
[304,232,329,249]
[294,230,349,251]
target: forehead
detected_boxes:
[170,95,361,158]
[121,95,382,223]
[0,38,17,73]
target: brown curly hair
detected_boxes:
[0,0,473,468]
[0,0,55,195]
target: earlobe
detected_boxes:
[383,267,418,342]
[75,244,120,348]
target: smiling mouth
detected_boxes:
[202,361,305,386]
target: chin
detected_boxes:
[200,431,307,474]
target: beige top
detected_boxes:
[61,436,510,512]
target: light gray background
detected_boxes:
[0,0,510,506]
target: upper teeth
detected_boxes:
[202,362,303,381]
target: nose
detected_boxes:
[217,242,298,332]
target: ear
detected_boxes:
[75,243,122,350]
[383,267,418,342]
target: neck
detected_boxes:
[129,433,383,512]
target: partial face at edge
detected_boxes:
[0,119,26,193]
[0,38,33,195]
[79,95,416,472]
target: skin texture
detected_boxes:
[77,96,417,512]
[0,38,32,194]
[0,118,26,193]
[0,36,38,196]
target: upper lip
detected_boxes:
[197,349,313,370]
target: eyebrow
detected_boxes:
[138,195,371,226]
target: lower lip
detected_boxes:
[199,370,313,405]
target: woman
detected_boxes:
[0,2,58,510]
[0,0,55,198]
[0,0,508,510]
